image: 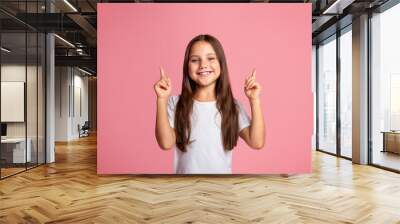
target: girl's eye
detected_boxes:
[208,57,216,61]
[190,59,199,63]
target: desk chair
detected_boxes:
[79,121,90,138]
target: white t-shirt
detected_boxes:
[167,95,250,174]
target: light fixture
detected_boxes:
[54,34,75,48]
[63,0,78,12]
[76,48,85,55]
[78,67,93,76]
[1,47,11,53]
[322,0,355,15]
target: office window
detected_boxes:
[371,3,400,171]
[312,45,317,150]
[318,35,337,154]
[340,27,352,158]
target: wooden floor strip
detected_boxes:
[0,134,400,223]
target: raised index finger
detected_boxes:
[252,69,256,79]
[160,67,166,80]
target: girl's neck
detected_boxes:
[193,85,216,102]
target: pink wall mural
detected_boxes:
[98,3,312,174]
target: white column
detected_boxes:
[352,14,369,164]
[46,1,55,163]
[46,33,55,163]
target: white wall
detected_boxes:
[72,73,89,138]
[55,66,69,141]
[1,65,26,130]
[55,67,89,141]
[1,65,41,137]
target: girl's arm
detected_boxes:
[154,68,176,150]
[239,70,265,149]
[239,98,265,149]
[155,98,176,150]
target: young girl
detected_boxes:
[154,34,265,174]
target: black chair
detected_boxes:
[79,121,90,138]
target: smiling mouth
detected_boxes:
[197,71,212,75]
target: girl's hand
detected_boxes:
[154,67,172,99]
[244,69,261,100]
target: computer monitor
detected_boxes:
[1,123,7,137]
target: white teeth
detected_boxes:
[199,71,211,75]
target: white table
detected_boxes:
[1,138,32,163]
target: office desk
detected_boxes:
[382,131,400,154]
[1,138,32,163]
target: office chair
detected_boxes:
[79,121,90,138]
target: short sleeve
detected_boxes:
[167,95,179,128]
[236,100,251,132]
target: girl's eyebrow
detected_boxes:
[189,53,216,58]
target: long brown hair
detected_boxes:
[175,34,239,152]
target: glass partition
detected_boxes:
[0,1,46,179]
[27,31,38,169]
[317,35,337,154]
[1,31,28,177]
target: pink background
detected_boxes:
[98,3,312,174]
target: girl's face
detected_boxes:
[188,41,221,88]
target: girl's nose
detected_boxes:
[200,61,208,69]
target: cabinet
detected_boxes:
[382,131,400,154]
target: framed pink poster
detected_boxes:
[98,3,312,174]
